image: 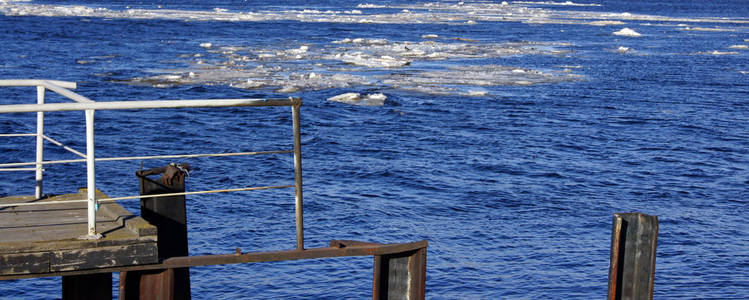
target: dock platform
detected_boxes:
[0,82,427,298]
[0,189,157,278]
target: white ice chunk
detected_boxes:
[328,92,386,106]
[328,92,360,102]
[588,20,625,26]
[616,46,631,53]
[467,90,488,96]
[200,43,212,48]
[728,45,748,50]
[286,45,309,54]
[356,4,385,8]
[365,93,387,101]
[335,53,411,68]
[705,50,738,55]
[613,28,641,37]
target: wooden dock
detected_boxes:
[0,189,158,278]
[0,188,429,299]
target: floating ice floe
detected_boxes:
[380,64,583,93]
[286,45,310,55]
[613,28,641,37]
[327,92,387,106]
[2,1,748,28]
[728,45,748,50]
[333,38,389,45]
[513,1,601,6]
[615,46,631,54]
[123,37,580,95]
[587,20,626,26]
[679,27,736,32]
[696,50,739,55]
[467,90,488,96]
[334,53,411,68]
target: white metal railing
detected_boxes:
[0,80,304,248]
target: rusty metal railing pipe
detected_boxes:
[291,98,304,250]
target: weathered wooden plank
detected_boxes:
[1,191,158,277]
[51,243,158,272]
[0,252,50,275]
[0,208,83,227]
[0,222,144,253]
[0,191,157,255]
[98,201,157,238]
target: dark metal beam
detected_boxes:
[0,240,428,281]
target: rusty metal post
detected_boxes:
[291,99,304,250]
[120,164,191,300]
[373,246,427,300]
[607,212,658,300]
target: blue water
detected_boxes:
[1,0,748,299]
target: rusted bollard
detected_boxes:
[607,212,658,300]
[120,163,191,300]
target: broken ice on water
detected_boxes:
[122,37,581,97]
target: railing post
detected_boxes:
[84,109,101,239]
[291,98,304,250]
[35,85,45,199]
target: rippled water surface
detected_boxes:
[1,0,748,299]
